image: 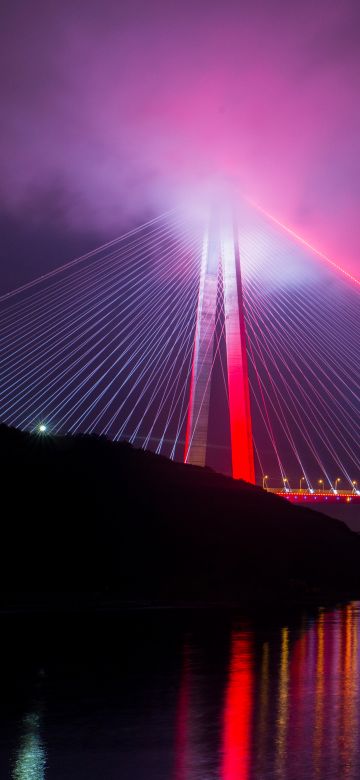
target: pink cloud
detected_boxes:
[1,0,359,277]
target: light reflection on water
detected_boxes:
[3,601,360,779]
[12,710,45,780]
[222,633,252,780]
[171,603,360,780]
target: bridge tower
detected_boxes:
[184,209,255,483]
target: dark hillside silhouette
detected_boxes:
[0,423,359,604]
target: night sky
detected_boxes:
[1,0,360,292]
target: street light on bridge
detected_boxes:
[283,477,289,493]
[318,479,324,492]
[352,480,358,494]
[333,478,341,493]
[300,476,305,490]
[262,475,269,490]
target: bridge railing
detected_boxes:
[264,487,360,504]
[266,488,359,496]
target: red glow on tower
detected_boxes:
[184,210,255,483]
[222,217,255,482]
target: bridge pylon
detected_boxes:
[184,209,255,483]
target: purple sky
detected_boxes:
[1,0,360,288]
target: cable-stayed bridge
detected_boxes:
[0,201,359,505]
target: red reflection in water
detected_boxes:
[222,632,253,780]
[172,606,360,780]
[289,622,307,754]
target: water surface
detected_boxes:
[0,602,359,779]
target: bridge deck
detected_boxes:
[266,489,360,504]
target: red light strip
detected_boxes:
[222,221,255,483]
